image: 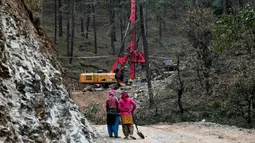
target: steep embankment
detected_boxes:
[0,0,95,142]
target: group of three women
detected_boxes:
[105,89,137,140]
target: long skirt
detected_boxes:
[121,115,133,124]
[121,115,134,136]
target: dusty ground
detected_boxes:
[71,91,108,124]
[71,91,107,110]
[71,91,255,143]
[93,122,255,143]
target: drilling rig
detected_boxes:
[80,0,145,88]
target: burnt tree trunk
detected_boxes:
[140,4,153,107]
[54,0,57,43]
[113,1,117,41]
[163,5,166,30]
[80,0,85,36]
[247,99,252,124]
[85,0,91,39]
[176,54,184,115]
[108,0,116,54]
[67,18,70,56]
[58,0,63,37]
[120,16,123,43]
[85,16,90,39]
[92,0,97,54]
[66,0,70,56]
[119,0,123,43]
[69,0,75,64]
[145,7,148,36]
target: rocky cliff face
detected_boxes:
[0,0,95,142]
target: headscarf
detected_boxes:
[121,91,129,101]
[107,89,116,100]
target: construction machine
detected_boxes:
[79,73,117,84]
[80,0,145,88]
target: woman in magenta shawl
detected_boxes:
[105,89,120,138]
[118,91,137,139]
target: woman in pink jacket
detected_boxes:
[118,91,137,139]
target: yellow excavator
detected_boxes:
[79,72,117,85]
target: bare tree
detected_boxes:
[58,0,63,37]
[54,0,57,43]
[108,0,116,54]
[119,0,123,43]
[92,0,97,54]
[66,0,70,56]
[86,0,91,39]
[157,3,163,39]
[80,0,85,36]
[143,6,148,36]
[140,4,153,107]
[69,0,75,63]
[176,54,184,115]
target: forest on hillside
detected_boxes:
[25,0,255,128]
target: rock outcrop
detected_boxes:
[0,0,95,142]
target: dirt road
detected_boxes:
[93,122,255,143]
[71,92,255,143]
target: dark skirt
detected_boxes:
[107,108,118,125]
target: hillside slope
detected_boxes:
[41,0,184,81]
[42,0,255,129]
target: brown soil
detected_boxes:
[71,91,108,124]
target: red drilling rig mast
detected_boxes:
[110,0,145,81]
